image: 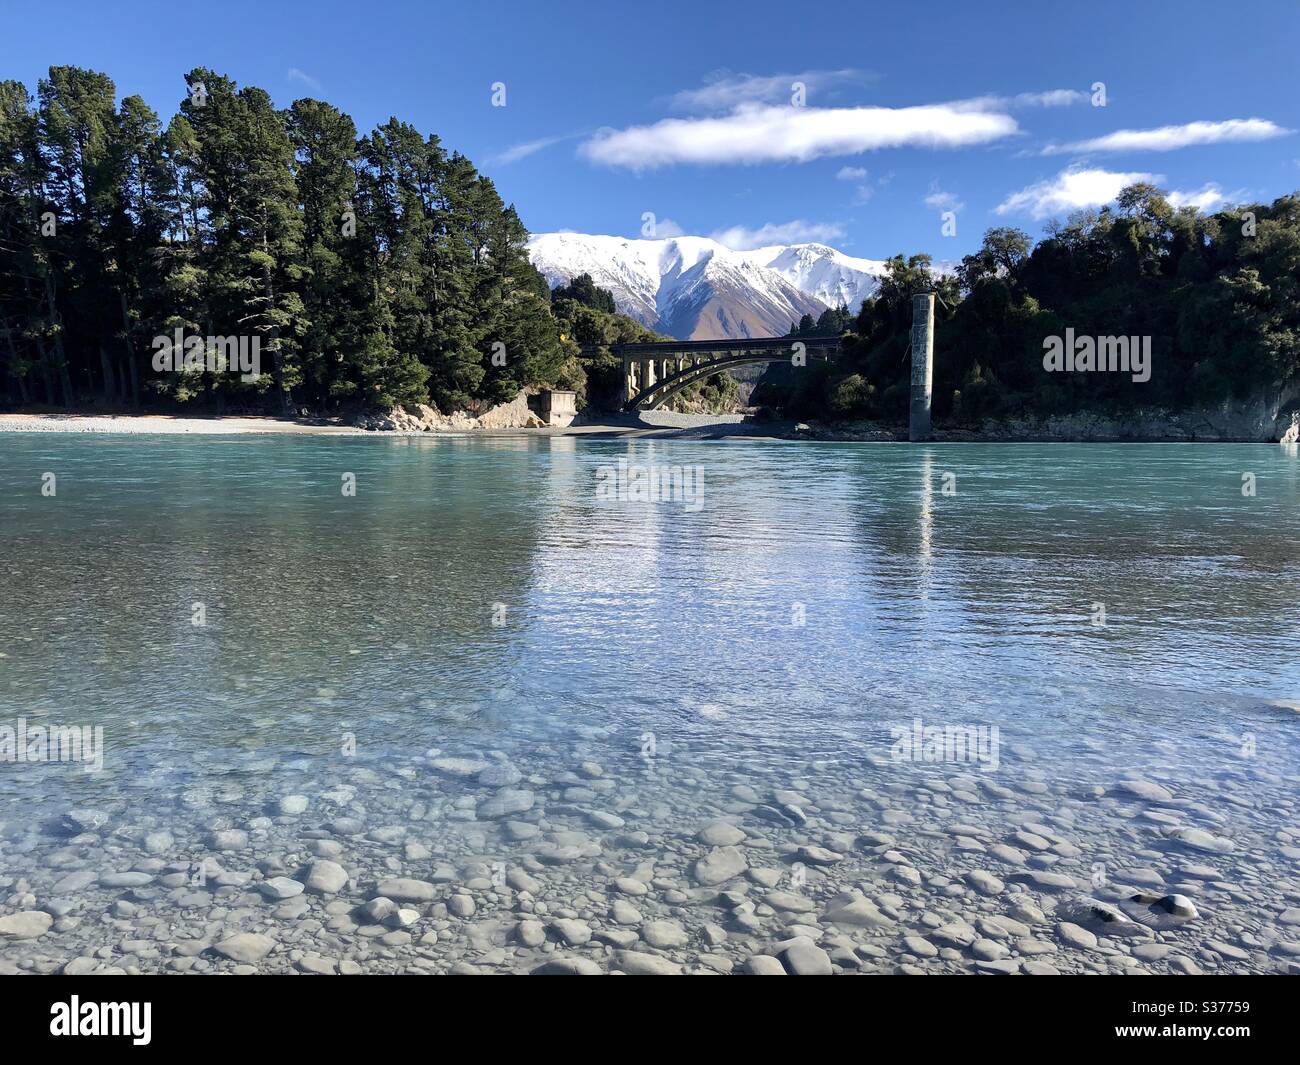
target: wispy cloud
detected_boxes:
[956,88,1088,111]
[836,165,873,204]
[996,166,1160,219]
[490,133,575,165]
[667,69,872,112]
[710,219,845,250]
[1013,88,1090,108]
[580,102,1018,170]
[286,68,323,93]
[1042,118,1289,155]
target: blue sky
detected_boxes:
[2,0,1297,259]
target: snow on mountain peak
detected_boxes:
[527,232,887,340]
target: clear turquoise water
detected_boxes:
[1,435,1296,811]
[3,433,1300,974]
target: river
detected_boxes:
[0,434,1297,973]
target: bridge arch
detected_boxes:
[600,336,843,411]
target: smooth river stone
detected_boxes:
[903,935,938,957]
[0,911,53,940]
[641,920,687,948]
[616,950,683,975]
[209,829,248,851]
[765,891,816,914]
[52,870,97,894]
[692,846,747,885]
[258,877,304,900]
[551,919,592,946]
[516,920,546,947]
[1172,828,1234,854]
[965,870,1005,895]
[1057,922,1098,949]
[99,872,154,888]
[1116,779,1174,802]
[477,789,534,819]
[822,893,892,927]
[429,756,489,777]
[304,860,349,895]
[213,933,275,963]
[797,845,843,865]
[363,898,397,922]
[780,937,833,975]
[376,878,437,902]
[697,821,746,847]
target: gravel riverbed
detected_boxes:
[3,719,1297,975]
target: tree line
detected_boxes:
[757,185,1300,424]
[0,66,589,415]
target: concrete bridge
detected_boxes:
[604,335,844,411]
[585,293,938,438]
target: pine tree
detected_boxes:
[181,68,306,412]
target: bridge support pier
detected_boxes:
[909,292,935,442]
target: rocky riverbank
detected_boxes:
[795,398,1300,444]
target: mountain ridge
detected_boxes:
[527,232,890,341]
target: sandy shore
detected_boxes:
[0,413,367,435]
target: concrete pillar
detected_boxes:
[622,357,633,406]
[643,358,656,388]
[909,292,935,442]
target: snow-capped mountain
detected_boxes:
[735,243,888,312]
[527,232,889,341]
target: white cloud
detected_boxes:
[1166,183,1238,212]
[668,69,869,112]
[579,102,1018,169]
[286,68,323,93]
[836,165,868,180]
[710,219,846,250]
[924,183,964,212]
[650,217,686,238]
[1043,118,1289,154]
[996,166,1160,219]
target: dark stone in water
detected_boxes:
[753,803,805,827]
